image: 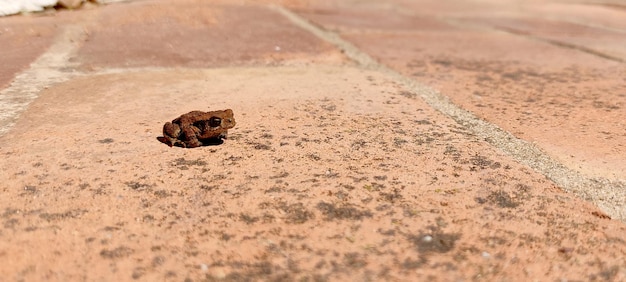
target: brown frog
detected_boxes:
[157,109,236,148]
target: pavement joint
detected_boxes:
[556,18,626,34]
[0,25,86,135]
[443,17,626,63]
[272,4,379,69]
[276,5,626,220]
[493,25,626,63]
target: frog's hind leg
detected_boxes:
[158,122,181,147]
[163,122,181,138]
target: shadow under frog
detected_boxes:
[157,109,236,148]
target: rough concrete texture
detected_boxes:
[295,0,626,219]
[299,0,626,181]
[0,0,625,281]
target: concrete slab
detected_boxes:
[298,1,626,182]
[1,66,624,281]
[76,0,344,70]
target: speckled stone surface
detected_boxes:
[0,0,624,281]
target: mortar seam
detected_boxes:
[0,25,86,136]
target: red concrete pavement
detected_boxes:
[0,0,624,281]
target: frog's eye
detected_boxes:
[209,117,222,127]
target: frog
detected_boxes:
[157,109,236,148]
